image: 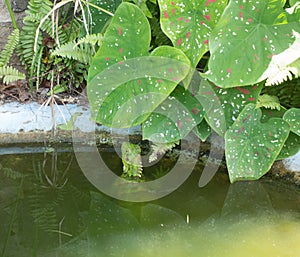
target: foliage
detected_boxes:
[5,0,299,183]
[0,29,25,84]
[17,0,87,91]
[86,0,300,183]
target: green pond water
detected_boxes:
[1,144,300,257]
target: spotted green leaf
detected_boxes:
[88,2,151,82]
[283,108,300,136]
[276,132,300,160]
[157,0,227,67]
[193,119,211,142]
[86,0,121,34]
[205,0,300,87]
[88,3,191,127]
[142,84,204,143]
[225,104,290,183]
[198,81,263,136]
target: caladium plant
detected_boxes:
[86,0,300,183]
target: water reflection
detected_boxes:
[0,147,300,257]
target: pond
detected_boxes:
[1,143,300,257]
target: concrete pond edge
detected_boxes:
[0,101,299,185]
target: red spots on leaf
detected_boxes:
[171,1,175,5]
[192,107,200,115]
[240,5,244,9]
[237,126,245,134]
[169,67,173,73]
[105,57,110,61]
[157,79,162,83]
[203,15,211,22]
[203,39,209,45]
[243,114,251,123]
[177,17,184,21]
[185,19,190,23]
[205,0,216,6]
[137,80,141,85]
[186,32,191,38]
[118,61,123,65]
[117,27,122,36]
[227,68,232,74]
[237,87,250,94]
[247,97,256,101]
[200,20,205,25]
[263,37,267,43]
[253,84,258,90]
[177,38,183,46]
[237,27,241,30]
[239,12,243,18]
[172,8,176,15]
[253,53,260,63]
[119,48,123,54]
[172,77,179,81]
[176,120,184,130]
[247,18,253,23]
[164,11,169,19]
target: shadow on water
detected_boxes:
[0,144,300,257]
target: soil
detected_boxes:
[0,79,87,105]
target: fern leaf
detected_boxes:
[1,167,25,180]
[256,94,281,110]
[262,31,300,86]
[265,59,300,86]
[0,66,26,84]
[149,141,178,163]
[0,29,19,67]
[75,33,103,47]
[51,41,94,64]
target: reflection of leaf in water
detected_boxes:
[86,192,139,237]
[140,203,185,228]
[221,181,274,219]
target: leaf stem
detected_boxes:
[4,0,18,29]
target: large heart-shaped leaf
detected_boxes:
[142,84,204,143]
[198,81,263,136]
[85,0,122,34]
[87,3,191,127]
[157,0,227,67]
[88,2,151,82]
[205,0,300,87]
[283,108,300,136]
[276,132,300,160]
[225,104,290,183]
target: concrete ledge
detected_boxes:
[0,101,299,185]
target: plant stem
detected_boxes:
[4,0,18,29]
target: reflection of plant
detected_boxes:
[86,1,300,183]
[32,149,72,188]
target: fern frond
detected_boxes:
[262,31,300,86]
[0,29,19,67]
[1,167,25,180]
[75,33,103,47]
[51,41,94,64]
[0,66,25,84]
[256,94,281,110]
[265,58,300,86]
[149,141,178,163]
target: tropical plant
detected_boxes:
[86,0,300,183]
[0,28,26,84]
